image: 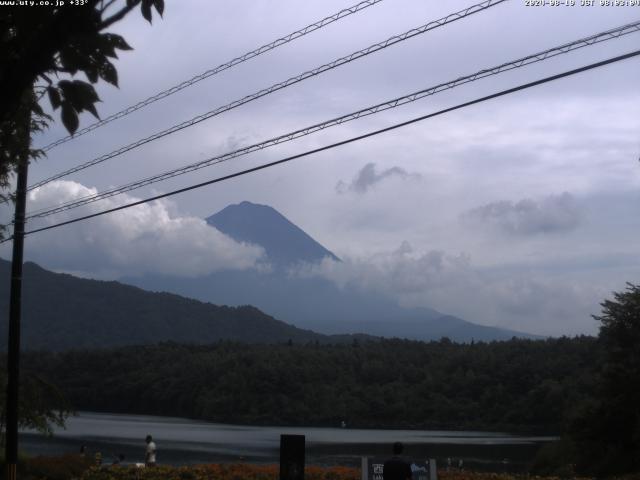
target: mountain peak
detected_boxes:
[206,202,339,267]
[236,200,275,211]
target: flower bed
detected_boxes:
[16,458,640,480]
[80,464,360,480]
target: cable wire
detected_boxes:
[39,0,386,152]
[28,0,508,192]
[25,20,640,220]
[8,48,638,242]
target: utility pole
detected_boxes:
[4,109,30,480]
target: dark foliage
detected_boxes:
[0,0,163,131]
[0,0,164,235]
[0,453,93,480]
[568,283,640,475]
[529,439,577,477]
[0,260,360,350]
[21,337,598,433]
[0,363,72,437]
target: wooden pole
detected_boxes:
[5,125,29,480]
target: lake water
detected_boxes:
[21,412,555,471]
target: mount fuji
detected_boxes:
[124,201,537,342]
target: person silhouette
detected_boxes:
[145,435,157,466]
[384,442,412,480]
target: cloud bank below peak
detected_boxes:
[292,241,610,336]
[5,181,265,279]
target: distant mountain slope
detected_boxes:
[0,259,363,351]
[127,269,536,342]
[126,201,539,343]
[207,201,339,267]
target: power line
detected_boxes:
[39,0,386,153]
[9,49,639,242]
[28,0,508,192]
[25,20,640,220]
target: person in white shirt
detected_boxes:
[145,435,157,466]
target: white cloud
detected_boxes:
[300,241,469,295]
[7,181,265,279]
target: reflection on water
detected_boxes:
[20,412,555,469]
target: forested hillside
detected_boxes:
[22,336,598,433]
[0,260,362,349]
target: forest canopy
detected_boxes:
[20,336,598,433]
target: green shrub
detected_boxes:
[23,454,93,480]
[529,439,576,477]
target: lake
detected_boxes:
[21,412,555,471]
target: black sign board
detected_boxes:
[280,434,305,480]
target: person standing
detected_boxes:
[384,442,412,480]
[145,435,157,467]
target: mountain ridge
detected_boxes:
[127,201,539,342]
[0,259,373,351]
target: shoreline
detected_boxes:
[19,412,553,472]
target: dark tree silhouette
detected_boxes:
[570,283,640,474]
[0,0,164,442]
[0,0,164,199]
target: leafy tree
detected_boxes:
[0,366,72,442]
[0,0,164,439]
[570,283,640,474]
[0,0,164,202]
[0,90,47,203]
[1,0,164,128]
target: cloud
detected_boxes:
[300,241,471,296]
[7,181,264,279]
[293,241,611,336]
[336,162,421,194]
[461,192,582,235]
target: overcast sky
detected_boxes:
[1,0,639,336]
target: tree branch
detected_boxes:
[99,0,119,15]
[99,1,140,30]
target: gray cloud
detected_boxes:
[336,162,421,194]
[461,192,582,235]
[293,242,614,336]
